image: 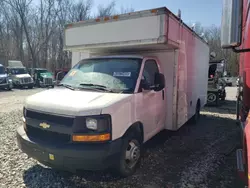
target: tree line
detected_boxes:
[0,0,238,75]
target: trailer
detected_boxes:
[16,7,210,177]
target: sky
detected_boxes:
[92,0,222,27]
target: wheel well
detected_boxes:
[123,122,144,144]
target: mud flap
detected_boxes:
[236,149,246,182]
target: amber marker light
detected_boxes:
[72,133,111,142]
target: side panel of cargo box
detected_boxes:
[174,25,209,130]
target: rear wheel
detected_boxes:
[191,101,201,124]
[115,131,142,177]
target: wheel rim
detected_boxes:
[125,140,140,168]
[207,93,216,102]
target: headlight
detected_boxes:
[72,115,112,142]
[86,118,98,130]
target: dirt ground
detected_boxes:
[0,87,243,188]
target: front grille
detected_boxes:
[44,78,53,85]
[26,124,71,144]
[21,77,31,83]
[26,110,74,126]
[0,77,7,84]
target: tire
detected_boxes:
[207,92,218,105]
[115,131,142,177]
[221,90,226,101]
[6,85,12,91]
[191,101,201,124]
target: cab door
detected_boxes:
[135,58,165,140]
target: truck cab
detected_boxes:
[0,64,13,90]
[6,60,34,89]
[29,68,55,88]
[16,7,209,177]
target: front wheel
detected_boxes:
[115,132,142,177]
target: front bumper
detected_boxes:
[15,82,34,87]
[16,126,122,171]
[0,83,10,89]
[39,82,54,87]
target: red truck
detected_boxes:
[221,0,250,186]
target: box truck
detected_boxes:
[17,7,210,177]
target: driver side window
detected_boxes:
[142,59,159,87]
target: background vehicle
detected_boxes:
[223,76,233,86]
[6,60,34,89]
[0,64,12,90]
[29,68,55,88]
[221,0,250,186]
[207,59,226,105]
[54,68,70,85]
[17,7,210,177]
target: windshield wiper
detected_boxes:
[58,83,75,90]
[79,83,115,92]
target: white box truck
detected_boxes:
[17,7,210,177]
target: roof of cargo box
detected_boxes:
[64,7,208,52]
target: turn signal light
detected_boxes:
[72,133,111,142]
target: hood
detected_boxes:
[0,73,7,78]
[25,88,132,116]
[15,74,31,78]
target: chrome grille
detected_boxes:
[21,77,31,83]
[44,78,53,85]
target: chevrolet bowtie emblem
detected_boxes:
[39,122,50,129]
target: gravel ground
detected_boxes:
[0,87,243,188]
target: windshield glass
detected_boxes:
[60,58,142,93]
[10,68,28,75]
[0,66,5,74]
[38,69,48,73]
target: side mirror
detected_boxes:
[154,73,165,91]
[221,0,242,49]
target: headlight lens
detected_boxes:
[73,115,111,134]
[86,118,98,130]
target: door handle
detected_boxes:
[162,90,164,100]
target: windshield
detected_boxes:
[38,69,48,73]
[60,58,142,93]
[0,66,5,74]
[10,68,28,75]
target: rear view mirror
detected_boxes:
[221,0,242,49]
